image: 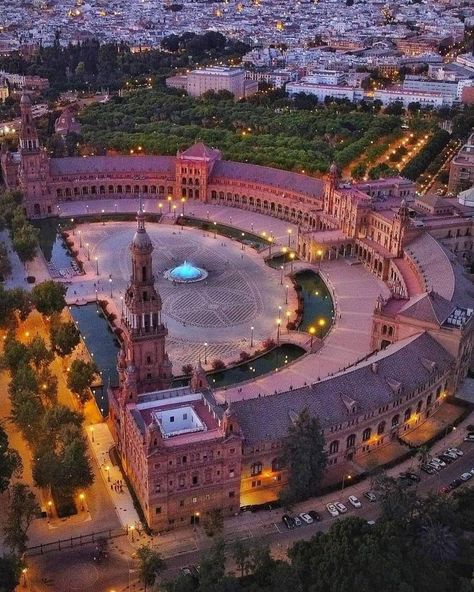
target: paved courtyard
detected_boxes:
[67,222,293,371]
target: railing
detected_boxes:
[25,526,128,556]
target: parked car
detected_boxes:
[364,491,377,502]
[448,447,463,457]
[293,515,302,527]
[282,514,294,530]
[326,503,339,518]
[449,479,462,489]
[405,472,421,482]
[421,464,436,475]
[308,510,321,522]
[299,512,313,525]
[460,472,472,482]
[348,495,361,508]
[431,457,446,467]
[334,502,347,514]
[439,454,454,464]
[442,450,458,460]
[427,461,442,471]
[181,567,193,577]
[464,434,474,442]
[470,468,474,476]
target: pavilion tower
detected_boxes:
[118,202,172,401]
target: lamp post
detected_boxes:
[207,210,210,220]
[47,500,53,518]
[213,221,217,239]
[204,342,208,365]
[241,233,245,250]
[86,242,90,261]
[106,465,110,482]
[250,326,254,348]
[101,208,105,225]
[276,319,281,344]
[172,204,177,219]
[318,318,326,338]
[289,252,295,273]
[285,284,289,305]
[90,427,94,442]
[287,228,292,247]
[120,296,124,315]
[21,568,28,588]
[167,195,172,212]
[268,236,273,256]
[71,218,75,235]
[79,493,85,511]
[341,474,351,491]
[181,197,186,215]
[280,265,284,285]
[78,230,82,247]
[317,249,323,270]
[158,202,163,216]
[309,326,316,348]
[109,277,113,298]
[278,305,282,320]
[86,204,89,216]
[115,202,118,214]
[129,524,135,542]
[95,256,99,276]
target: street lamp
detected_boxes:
[172,204,177,219]
[204,342,208,364]
[276,319,281,344]
[106,465,110,482]
[86,242,90,261]
[101,208,105,225]
[285,284,289,305]
[95,256,99,276]
[78,230,82,247]
[241,232,245,250]
[207,209,210,220]
[21,568,28,588]
[120,296,124,315]
[287,228,292,247]
[71,218,75,235]
[309,326,316,348]
[129,524,135,542]
[268,236,273,256]
[167,195,172,212]
[109,277,113,298]
[181,197,186,215]
[47,500,53,517]
[79,493,85,511]
[289,252,295,273]
[341,474,351,491]
[317,249,323,270]
[213,221,217,239]
[250,326,254,348]
[115,202,118,213]
[90,426,94,442]
[278,305,282,319]
[280,265,284,285]
[318,318,326,337]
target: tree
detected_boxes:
[66,359,97,404]
[60,437,94,491]
[49,318,80,356]
[27,335,54,370]
[1,333,30,373]
[3,483,39,554]
[232,539,252,577]
[280,407,327,506]
[0,555,20,592]
[198,538,226,592]
[37,367,58,405]
[11,224,39,262]
[0,424,22,493]
[0,242,11,280]
[202,508,224,537]
[136,544,165,592]
[350,162,366,180]
[31,281,67,316]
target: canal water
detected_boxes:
[294,270,334,336]
[70,303,121,416]
[180,217,268,249]
[34,217,74,269]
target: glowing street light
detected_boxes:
[287,228,292,247]
[250,326,254,348]
[106,465,110,482]
[78,229,82,247]
[213,221,217,239]
[86,242,90,261]
[79,492,85,511]
[318,318,326,337]
[289,252,295,273]
[280,265,284,285]
[285,284,289,305]
[167,195,172,212]
[204,342,208,364]
[181,197,186,215]
[276,318,281,344]
[95,256,99,276]
[309,326,316,348]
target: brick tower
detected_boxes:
[117,202,172,403]
[18,92,53,218]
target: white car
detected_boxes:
[299,512,313,525]
[348,495,361,509]
[334,502,347,514]
[448,447,463,457]
[293,515,302,527]
[431,457,446,468]
[460,472,472,482]
[326,503,339,518]
[443,450,458,459]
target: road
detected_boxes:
[27,438,474,591]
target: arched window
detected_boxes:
[391,414,400,427]
[404,408,412,422]
[271,458,284,472]
[377,421,386,435]
[416,400,423,414]
[250,462,262,476]
[427,394,433,407]
[329,441,339,455]
[362,428,371,442]
[346,434,356,449]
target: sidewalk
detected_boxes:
[86,422,140,530]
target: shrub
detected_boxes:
[182,364,193,375]
[262,338,276,350]
[239,351,251,361]
[212,359,226,370]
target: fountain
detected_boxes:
[165,260,208,283]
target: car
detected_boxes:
[449,478,462,489]
[308,510,322,522]
[293,515,302,527]
[348,495,361,508]
[448,447,463,457]
[334,502,347,514]
[428,461,443,471]
[464,434,474,442]
[439,454,454,464]
[282,514,294,530]
[431,457,446,467]
[364,491,377,502]
[421,464,436,475]
[326,503,339,517]
[299,512,314,525]
[180,567,193,577]
[406,472,421,482]
[470,468,474,476]
[460,472,472,482]
[443,450,458,460]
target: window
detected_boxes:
[404,408,412,422]
[182,456,187,464]
[179,500,184,507]
[271,458,284,471]
[377,421,385,435]
[362,428,371,442]
[250,462,262,476]
[170,416,174,423]
[155,507,161,514]
[346,434,356,449]
[229,491,235,498]
[142,266,147,281]
[427,394,433,406]
[329,441,339,455]
[192,475,198,485]
[192,497,197,503]
[392,414,399,427]
[229,469,235,478]
[416,400,423,414]
[155,483,161,493]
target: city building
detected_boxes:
[374,87,454,109]
[286,80,364,102]
[448,133,474,194]
[54,107,82,137]
[166,67,258,100]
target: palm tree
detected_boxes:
[419,521,459,563]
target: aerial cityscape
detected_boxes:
[0,0,474,591]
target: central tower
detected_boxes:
[118,204,172,400]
